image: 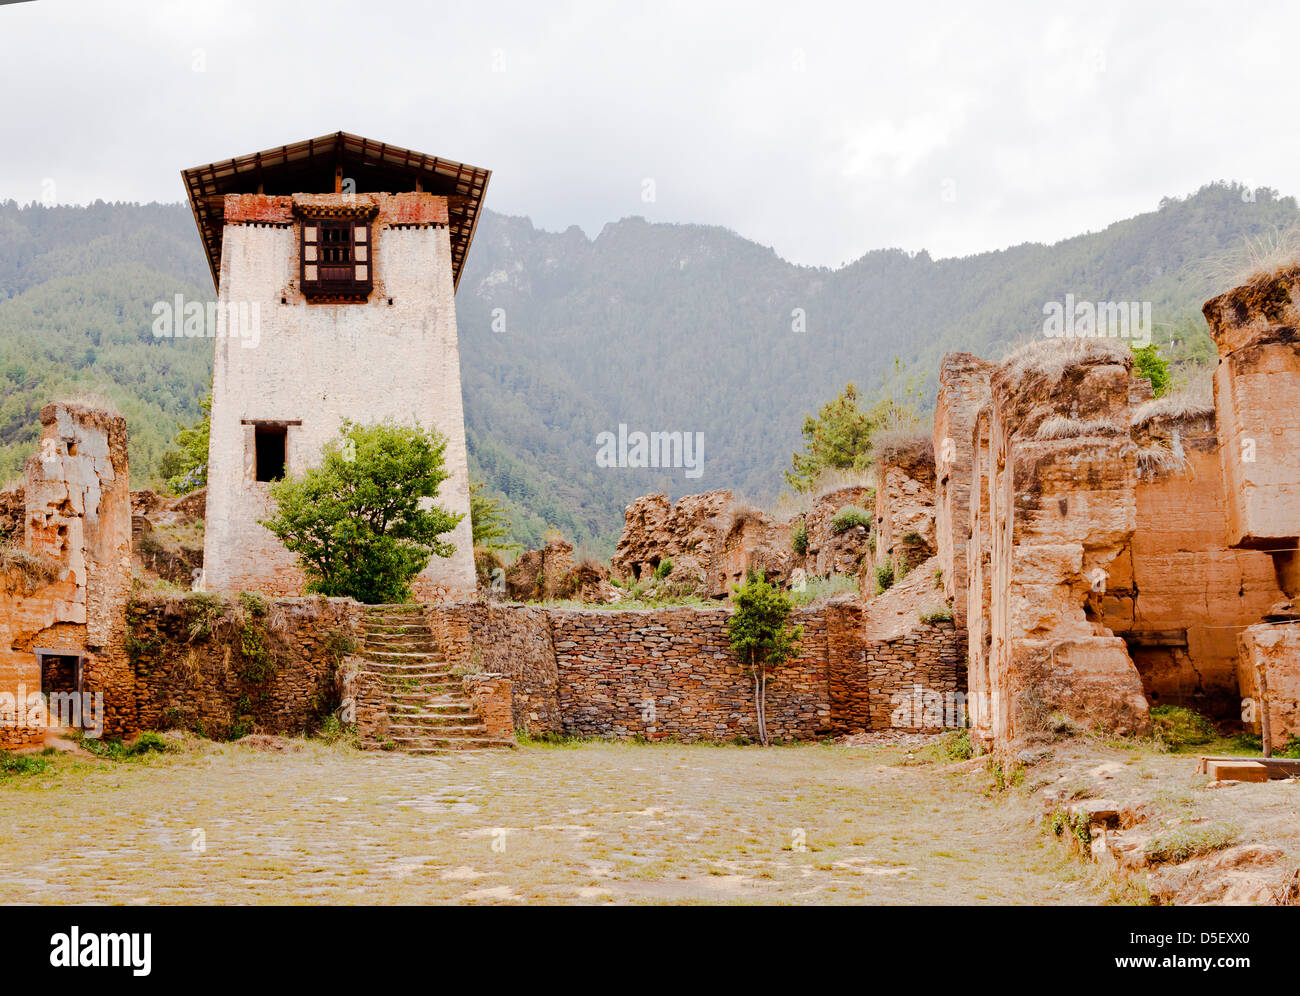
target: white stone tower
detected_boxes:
[183,132,489,600]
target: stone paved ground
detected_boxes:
[0,736,1108,905]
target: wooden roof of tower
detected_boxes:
[181,131,491,291]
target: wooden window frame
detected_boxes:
[301,219,372,301]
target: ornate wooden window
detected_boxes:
[301,219,372,301]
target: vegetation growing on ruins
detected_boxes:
[830,505,872,534]
[728,570,803,747]
[1150,705,1218,750]
[787,573,858,606]
[785,367,925,494]
[790,519,808,556]
[1130,343,1171,397]
[262,421,463,604]
[919,604,953,624]
[873,561,895,593]
[0,543,62,594]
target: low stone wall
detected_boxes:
[865,622,967,730]
[118,592,967,744]
[428,602,560,734]
[550,606,832,742]
[128,593,362,739]
[423,597,967,741]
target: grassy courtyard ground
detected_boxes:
[0,734,1115,905]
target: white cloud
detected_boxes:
[1,0,1297,266]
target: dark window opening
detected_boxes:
[255,425,287,482]
[40,653,80,697]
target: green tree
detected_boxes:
[261,421,463,604]
[785,382,876,492]
[1131,343,1172,397]
[469,480,519,552]
[785,362,925,493]
[159,391,211,493]
[727,570,803,746]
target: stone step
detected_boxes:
[364,618,428,629]
[387,702,475,717]
[363,634,437,646]
[362,650,445,662]
[362,663,453,678]
[387,698,475,711]
[388,720,488,735]
[388,735,515,751]
[367,679,458,694]
[388,697,473,708]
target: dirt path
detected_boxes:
[0,739,1104,905]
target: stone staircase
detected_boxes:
[360,604,514,755]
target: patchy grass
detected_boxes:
[919,604,953,625]
[0,739,1107,905]
[1143,822,1240,864]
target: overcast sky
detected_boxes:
[2,0,1295,266]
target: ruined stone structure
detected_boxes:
[801,485,875,577]
[0,403,133,746]
[612,491,794,597]
[874,437,937,580]
[127,593,362,739]
[183,133,489,602]
[946,278,1300,749]
[504,536,616,604]
[933,353,992,627]
[1204,268,1300,750]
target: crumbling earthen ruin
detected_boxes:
[611,491,795,598]
[0,403,133,746]
[941,271,1300,752]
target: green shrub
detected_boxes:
[0,751,51,777]
[653,558,674,581]
[937,727,973,761]
[262,420,464,604]
[1150,705,1218,751]
[1131,343,1172,397]
[79,731,175,760]
[831,506,872,535]
[237,590,269,618]
[791,521,808,557]
[874,561,894,593]
[1277,735,1300,759]
[128,731,172,755]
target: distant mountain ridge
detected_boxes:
[0,182,1294,549]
